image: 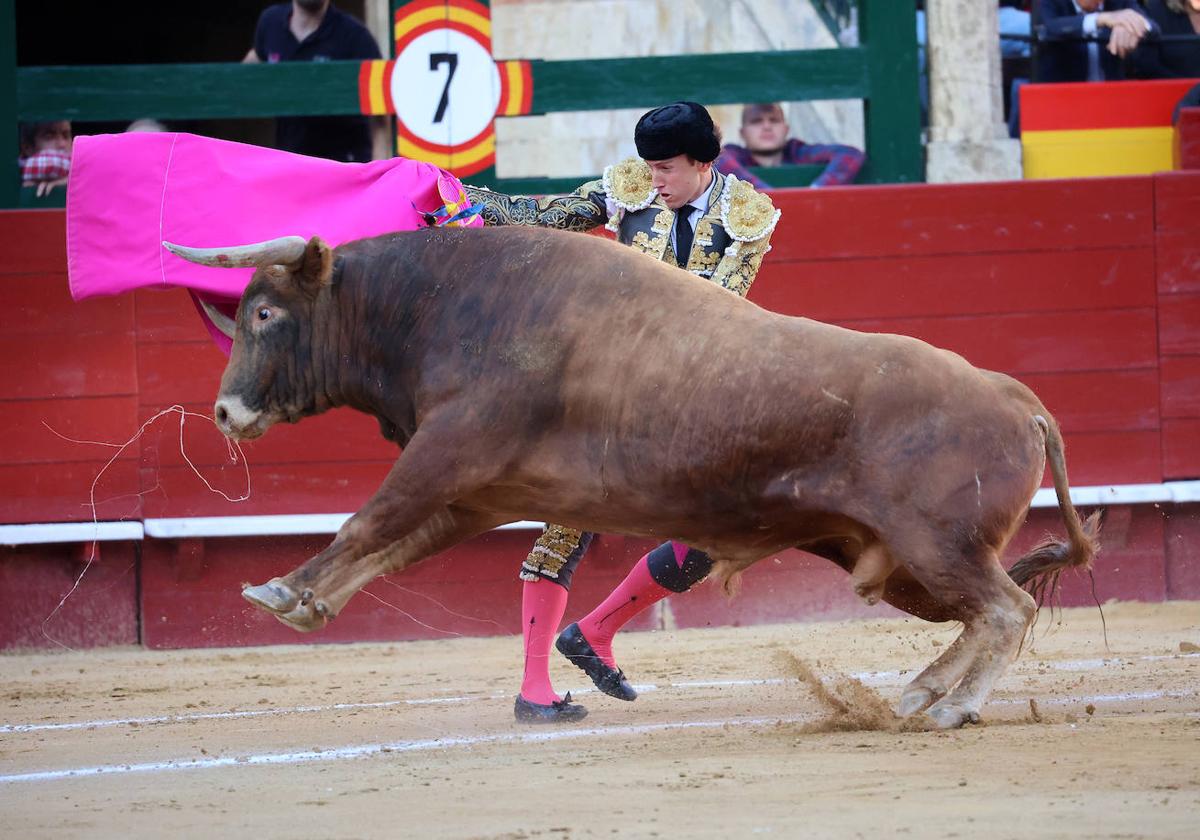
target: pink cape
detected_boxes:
[66,132,480,352]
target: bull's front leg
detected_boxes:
[243,436,504,631]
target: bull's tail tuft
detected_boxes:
[1007,414,1104,604]
[1007,509,1104,601]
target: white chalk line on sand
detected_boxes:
[3,684,1199,787]
[3,652,1196,736]
[0,715,811,784]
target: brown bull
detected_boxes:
[165,226,1101,729]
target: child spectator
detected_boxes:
[19,121,72,197]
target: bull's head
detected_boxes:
[163,235,334,441]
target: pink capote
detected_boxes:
[66,132,481,353]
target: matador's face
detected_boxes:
[645,154,713,210]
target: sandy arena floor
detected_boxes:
[1,601,1198,838]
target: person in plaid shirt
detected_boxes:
[715,103,864,188]
[19,121,72,197]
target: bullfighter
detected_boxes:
[464,101,782,723]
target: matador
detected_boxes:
[465,102,782,723]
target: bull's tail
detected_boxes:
[1006,415,1103,603]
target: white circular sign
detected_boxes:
[392,29,501,148]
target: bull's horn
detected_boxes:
[198,299,237,340]
[162,236,307,268]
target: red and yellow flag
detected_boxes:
[1021,78,1198,179]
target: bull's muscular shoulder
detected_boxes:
[601,158,656,211]
[718,175,780,243]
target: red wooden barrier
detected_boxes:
[1156,172,1200,479]
[2,172,1198,650]
[1175,108,1200,170]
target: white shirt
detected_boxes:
[1073,1,1104,81]
[668,172,717,258]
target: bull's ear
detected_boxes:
[295,236,333,298]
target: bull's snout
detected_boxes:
[212,395,264,440]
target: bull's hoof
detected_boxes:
[925,701,981,730]
[242,579,330,632]
[897,686,940,718]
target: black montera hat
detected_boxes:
[634,101,721,163]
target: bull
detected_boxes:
[164,225,1101,729]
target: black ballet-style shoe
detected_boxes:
[513,692,589,724]
[555,622,638,701]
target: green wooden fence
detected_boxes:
[3,0,921,208]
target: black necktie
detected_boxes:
[674,204,696,266]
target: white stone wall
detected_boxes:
[924,0,1021,182]
[489,0,865,178]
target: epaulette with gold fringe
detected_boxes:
[602,158,657,211]
[719,175,781,242]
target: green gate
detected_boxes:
[2,0,920,208]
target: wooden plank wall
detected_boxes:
[0,211,139,647]
[754,176,1164,486]
[1156,172,1200,479]
[1,171,1197,649]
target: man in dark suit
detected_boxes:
[1036,0,1157,81]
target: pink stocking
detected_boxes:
[520,578,570,704]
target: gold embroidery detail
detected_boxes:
[720,177,780,242]
[694,217,716,248]
[631,230,659,257]
[711,234,771,298]
[604,158,655,209]
[521,524,587,580]
[691,249,722,276]
[652,209,673,234]
[464,184,605,232]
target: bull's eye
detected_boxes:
[257,307,271,322]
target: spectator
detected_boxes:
[243,1,383,162]
[714,103,864,188]
[126,119,168,133]
[999,3,1034,136]
[1174,80,1200,122]
[1036,0,1156,82]
[918,4,1034,131]
[1130,0,1200,79]
[19,121,72,198]
[1000,1,1033,58]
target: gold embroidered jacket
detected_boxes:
[464,158,780,299]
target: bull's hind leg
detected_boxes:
[922,559,1036,728]
[892,540,1036,728]
[895,628,979,718]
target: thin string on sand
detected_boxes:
[775,650,931,734]
[358,588,465,637]
[39,405,250,650]
[376,577,506,630]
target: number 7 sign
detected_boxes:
[359,0,533,176]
